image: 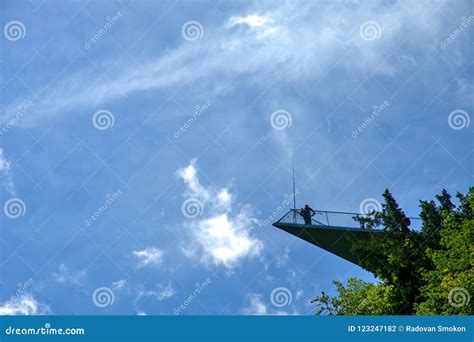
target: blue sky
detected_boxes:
[0,0,472,315]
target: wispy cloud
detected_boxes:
[241,294,298,315]
[0,148,15,195]
[241,294,269,315]
[275,247,290,269]
[2,1,448,127]
[52,263,87,285]
[0,294,51,315]
[112,279,127,290]
[229,14,271,28]
[132,247,164,268]
[1,0,470,316]
[178,161,262,268]
[133,283,176,312]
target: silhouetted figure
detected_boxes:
[300,204,315,225]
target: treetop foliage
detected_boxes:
[312,187,473,315]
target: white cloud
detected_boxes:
[0,148,10,172]
[0,294,50,315]
[154,283,175,300]
[229,14,271,28]
[134,283,175,307]
[52,263,87,285]
[112,279,127,290]
[0,148,15,195]
[241,294,298,316]
[2,1,451,126]
[241,294,269,315]
[178,161,262,268]
[178,161,210,200]
[275,247,290,268]
[132,247,164,268]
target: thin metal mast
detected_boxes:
[292,155,296,209]
[291,155,297,224]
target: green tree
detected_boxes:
[415,191,474,315]
[311,278,397,315]
[419,199,442,250]
[312,188,474,315]
[351,189,427,314]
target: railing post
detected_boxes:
[325,212,329,226]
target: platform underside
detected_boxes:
[272,222,382,266]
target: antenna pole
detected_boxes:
[292,155,296,209]
[292,155,297,223]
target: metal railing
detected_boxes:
[274,209,422,230]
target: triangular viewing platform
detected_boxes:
[272,209,384,266]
